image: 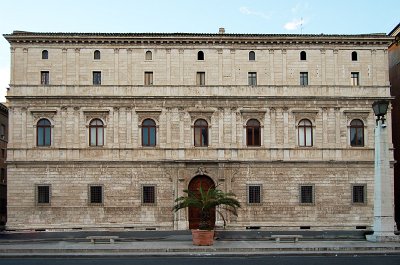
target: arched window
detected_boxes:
[352,51,358,61]
[298,119,313,147]
[37,119,51,146]
[94,50,101,60]
[249,51,256,61]
[350,119,364,147]
[42,50,48,59]
[142,119,156,146]
[246,119,261,146]
[300,51,307,61]
[145,51,152,60]
[89,119,104,146]
[197,51,204,60]
[194,119,208,147]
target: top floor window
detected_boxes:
[197,51,204,60]
[300,51,307,61]
[42,50,48,59]
[94,50,101,60]
[352,51,358,61]
[145,50,152,60]
[249,51,255,61]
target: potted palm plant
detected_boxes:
[173,185,241,246]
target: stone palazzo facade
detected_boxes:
[3,31,394,231]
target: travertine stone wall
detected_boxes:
[3,32,393,230]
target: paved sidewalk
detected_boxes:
[1,238,400,257]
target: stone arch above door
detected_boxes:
[188,175,215,229]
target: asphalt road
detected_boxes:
[1,255,400,265]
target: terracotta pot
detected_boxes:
[191,229,214,246]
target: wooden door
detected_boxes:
[188,175,215,229]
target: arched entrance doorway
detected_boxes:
[188,175,215,229]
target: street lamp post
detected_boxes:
[366,100,398,242]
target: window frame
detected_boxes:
[193,119,209,147]
[197,51,204,60]
[351,72,359,86]
[300,51,307,61]
[36,184,51,206]
[297,119,313,147]
[249,51,256,61]
[145,50,153,60]
[88,185,103,205]
[300,72,308,86]
[142,185,156,205]
[300,185,314,205]
[142,119,157,147]
[0,124,6,139]
[92,71,101,85]
[247,184,262,205]
[37,118,52,147]
[352,184,366,204]
[248,72,257,86]
[40,71,49,85]
[196,72,205,86]
[349,119,364,147]
[42,50,48,60]
[144,71,154,86]
[94,50,101,60]
[246,119,261,147]
[89,119,104,147]
[351,51,358,61]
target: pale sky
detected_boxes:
[0,0,398,103]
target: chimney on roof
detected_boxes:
[219,27,225,34]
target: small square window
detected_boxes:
[144,72,153,86]
[37,185,50,205]
[142,185,156,205]
[352,185,366,204]
[93,71,101,85]
[300,72,308,86]
[41,71,49,85]
[351,72,359,86]
[89,185,103,204]
[247,185,261,204]
[248,72,257,86]
[300,185,314,204]
[196,72,205,86]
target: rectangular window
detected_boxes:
[89,185,103,204]
[352,185,366,204]
[93,71,101,85]
[144,72,153,86]
[300,72,308,86]
[0,124,5,139]
[351,72,359,86]
[196,72,205,86]
[248,72,257,86]
[142,185,156,204]
[37,185,50,205]
[40,71,49,85]
[300,185,314,204]
[248,185,261,204]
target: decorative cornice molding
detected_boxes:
[3,32,393,47]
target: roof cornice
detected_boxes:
[3,31,394,46]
